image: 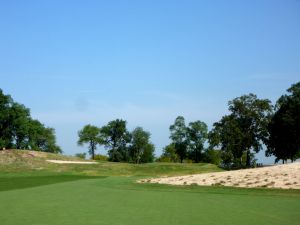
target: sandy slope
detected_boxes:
[140,162,300,189]
[46,160,98,164]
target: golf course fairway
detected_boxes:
[0,174,299,225]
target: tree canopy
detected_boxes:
[209,94,272,168]
[0,89,61,153]
[129,127,155,164]
[266,82,300,163]
[77,124,101,159]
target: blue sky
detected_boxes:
[1,0,299,163]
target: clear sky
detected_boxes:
[1,0,299,163]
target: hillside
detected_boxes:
[0,149,222,177]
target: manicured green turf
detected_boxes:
[0,174,299,225]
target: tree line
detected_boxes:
[77,120,155,163]
[1,81,299,167]
[158,82,300,168]
[0,89,61,153]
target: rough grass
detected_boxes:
[0,149,223,176]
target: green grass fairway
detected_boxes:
[0,175,300,225]
[0,150,299,225]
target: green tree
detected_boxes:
[209,115,244,168]
[203,148,221,166]
[28,119,62,153]
[77,125,101,159]
[229,94,272,167]
[100,119,131,162]
[0,89,13,148]
[75,152,87,159]
[187,120,208,163]
[161,143,179,162]
[0,89,61,152]
[210,94,272,168]
[266,82,300,163]
[169,116,188,163]
[10,103,31,149]
[140,143,155,163]
[129,127,154,164]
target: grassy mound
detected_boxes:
[0,149,222,177]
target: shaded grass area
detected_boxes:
[0,174,101,192]
[0,176,299,225]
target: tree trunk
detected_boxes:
[246,149,251,168]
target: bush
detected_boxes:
[94,154,108,161]
[156,156,172,162]
[203,149,221,166]
[75,153,86,159]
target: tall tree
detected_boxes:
[140,143,155,163]
[187,120,208,163]
[209,94,272,168]
[266,82,300,163]
[100,119,131,162]
[77,125,101,159]
[10,103,31,149]
[0,89,13,148]
[169,116,188,163]
[129,127,155,164]
[209,115,244,168]
[0,89,61,152]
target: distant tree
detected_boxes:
[10,103,31,149]
[140,143,155,163]
[266,82,300,163]
[77,125,101,159]
[129,127,154,164]
[202,148,221,166]
[100,119,131,162]
[209,115,244,168]
[187,120,208,163]
[93,154,108,161]
[0,89,13,148]
[75,152,87,159]
[161,143,179,162]
[169,116,188,163]
[209,94,272,168]
[0,89,61,152]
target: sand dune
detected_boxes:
[140,162,300,189]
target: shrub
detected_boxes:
[94,154,108,161]
[75,153,86,159]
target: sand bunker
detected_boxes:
[46,160,98,164]
[140,162,300,189]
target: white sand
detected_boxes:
[139,162,300,189]
[46,160,98,164]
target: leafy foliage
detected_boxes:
[209,94,272,168]
[129,127,155,163]
[266,82,300,163]
[187,121,208,163]
[77,125,101,159]
[100,119,131,162]
[169,116,188,163]
[75,152,87,159]
[0,89,61,153]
